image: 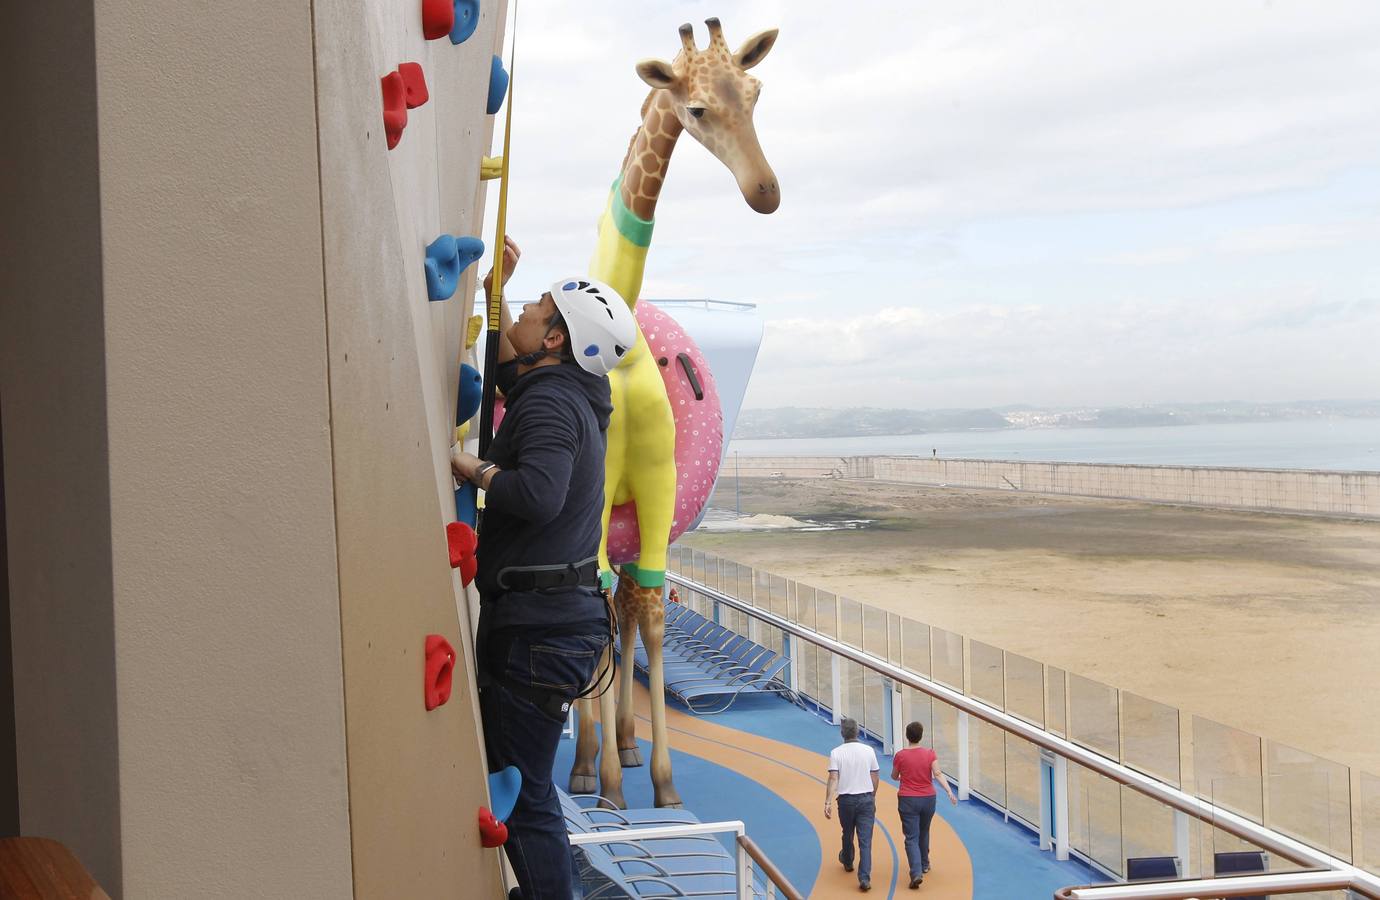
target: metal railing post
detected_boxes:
[1173,808,1190,877]
[786,633,800,694]
[890,680,904,756]
[736,834,751,898]
[957,711,971,801]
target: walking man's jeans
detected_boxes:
[898,794,938,878]
[837,792,877,885]
[480,622,609,900]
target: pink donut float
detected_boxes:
[607,302,723,566]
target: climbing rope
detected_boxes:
[477,0,518,460]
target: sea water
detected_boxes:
[728,418,1380,472]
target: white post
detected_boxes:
[1039,748,1054,851]
[1054,754,1070,862]
[1175,808,1191,877]
[830,654,843,725]
[889,681,904,756]
[957,711,971,801]
[786,634,800,695]
[736,839,751,898]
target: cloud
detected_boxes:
[483,1,1380,407]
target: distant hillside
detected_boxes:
[732,400,1380,439]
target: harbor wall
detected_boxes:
[725,455,1380,518]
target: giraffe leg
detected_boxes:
[640,606,682,809]
[568,694,599,796]
[595,648,626,809]
[614,569,643,768]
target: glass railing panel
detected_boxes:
[1046,666,1067,737]
[795,582,817,632]
[1068,673,1120,761]
[1362,772,1380,875]
[842,658,865,725]
[971,717,1007,807]
[863,667,887,743]
[799,642,822,705]
[816,591,838,640]
[702,551,720,591]
[720,559,739,600]
[690,548,704,585]
[931,627,964,691]
[1121,691,1180,786]
[839,596,863,650]
[769,573,789,620]
[1004,651,1044,727]
[1265,740,1352,861]
[887,613,901,665]
[1005,734,1041,828]
[863,605,888,660]
[901,618,931,679]
[1193,716,1264,824]
[931,700,961,776]
[968,640,1005,709]
[1119,786,1177,875]
[901,686,933,749]
[753,568,770,609]
[1070,762,1125,877]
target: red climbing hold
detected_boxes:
[446,521,478,586]
[380,71,407,149]
[477,807,509,848]
[399,62,429,109]
[421,0,454,40]
[424,634,456,711]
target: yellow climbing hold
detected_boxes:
[466,314,483,349]
[480,156,503,181]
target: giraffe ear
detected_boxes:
[733,28,778,70]
[635,58,677,90]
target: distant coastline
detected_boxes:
[727,416,1380,472]
[734,399,1380,440]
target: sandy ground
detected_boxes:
[682,478,1380,779]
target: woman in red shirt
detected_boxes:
[890,721,958,889]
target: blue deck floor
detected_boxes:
[555,690,1107,898]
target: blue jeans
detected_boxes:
[480,623,608,900]
[898,794,938,878]
[837,792,876,885]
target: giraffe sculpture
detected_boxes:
[568,17,780,809]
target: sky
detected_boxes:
[482,1,1380,410]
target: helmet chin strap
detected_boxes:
[510,348,550,367]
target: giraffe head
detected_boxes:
[635,18,780,214]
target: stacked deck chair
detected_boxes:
[560,788,766,898]
[623,599,802,715]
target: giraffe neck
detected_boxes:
[619,91,683,222]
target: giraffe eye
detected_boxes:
[687,106,706,120]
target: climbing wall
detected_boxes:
[312,0,507,894]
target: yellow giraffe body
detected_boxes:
[571,18,780,810]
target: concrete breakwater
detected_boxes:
[722,455,1380,518]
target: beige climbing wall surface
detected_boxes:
[312,0,508,896]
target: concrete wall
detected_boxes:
[2,0,505,896]
[728,456,1380,518]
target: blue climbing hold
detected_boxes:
[563,281,578,291]
[488,766,522,823]
[456,363,482,425]
[424,234,485,301]
[487,55,509,115]
[448,0,479,45]
[583,344,599,357]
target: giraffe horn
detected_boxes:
[705,17,727,49]
[678,23,697,54]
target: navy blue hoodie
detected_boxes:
[476,362,613,629]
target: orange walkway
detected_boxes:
[628,685,974,899]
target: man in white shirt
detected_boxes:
[824,717,880,892]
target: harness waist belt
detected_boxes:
[496,557,600,592]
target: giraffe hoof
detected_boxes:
[618,747,644,768]
[598,786,627,810]
[568,773,598,796]
[654,788,683,809]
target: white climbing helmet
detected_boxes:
[548,277,638,376]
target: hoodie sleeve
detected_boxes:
[484,392,578,526]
